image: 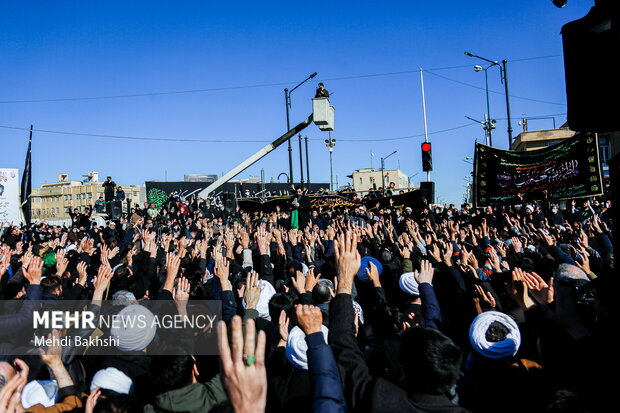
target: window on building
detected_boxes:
[133,192,138,197]
[88,193,93,199]
[76,194,81,200]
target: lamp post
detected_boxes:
[465,52,513,148]
[473,64,495,146]
[284,72,318,185]
[324,134,336,192]
[305,136,310,185]
[380,150,397,195]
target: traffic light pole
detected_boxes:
[420,68,430,181]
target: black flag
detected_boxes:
[20,126,32,225]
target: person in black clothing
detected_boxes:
[102,176,116,213]
[67,206,93,229]
[315,83,329,99]
[290,186,311,230]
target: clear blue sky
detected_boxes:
[0,1,592,204]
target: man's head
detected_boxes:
[41,275,62,296]
[268,292,295,322]
[106,176,112,181]
[117,186,123,192]
[149,355,198,395]
[296,187,303,196]
[318,82,324,89]
[399,327,463,395]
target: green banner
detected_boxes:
[474,133,603,206]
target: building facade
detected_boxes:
[31,172,143,220]
[349,168,411,194]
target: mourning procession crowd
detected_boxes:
[0,183,617,413]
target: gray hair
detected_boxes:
[111,290,138,307]
[555,263,589,283]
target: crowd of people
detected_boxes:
[0,187,616,412]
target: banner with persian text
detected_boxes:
[473,133,603,206]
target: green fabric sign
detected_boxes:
[473,133,603,206]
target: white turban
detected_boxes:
[399,272,419,296]
[90,367,133,394]
[469,311,521,360]
[21,380,57,409]
[242,279,276,320]
[285,325,329,371]
[110,304,156,352]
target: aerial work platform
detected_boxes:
[198,98,334,198]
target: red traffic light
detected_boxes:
[421,142,431,152]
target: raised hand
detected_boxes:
[523,272,554,305]
[20,250,33,271]
[217,317,267,413]
[55,249,69,277]
[244,271,261,310]
[92,265,113,301]
[365,261,381,287]
[442,243,454,267]
[25,256,43,285]
[334,231,361,294]
[295,304,323,335]
[163,253,181,293]
[77,261,88,286]
[173,277,191,302]
[291,271,306,295]
[215,257,232,290]
[85,388,101,413]
[488,248,502,273]
[304,268,321,293]
[473,284,496,310]
[428,243,441,262]
[278,310,289,347]
[38,330,63,366]
[505,268,535,310]
[415,260,434,285]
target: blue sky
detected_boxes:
[0,1,592,203]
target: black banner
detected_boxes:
[363,190,423,211]
[473,133,603,206]
[145,181,329,209]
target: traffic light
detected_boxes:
[421,142,432,172]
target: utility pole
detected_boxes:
[304,136,310,185]
[503,60,513,147]
[284,88,294,184]
[298,134,304,189]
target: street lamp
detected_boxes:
[380,150,397,195]
[285,72,318,185]
[324,134,336,192]
[465,51,513,148]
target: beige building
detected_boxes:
[31,172,143,220]
[349,168,411,195]
[510,123,619,177]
